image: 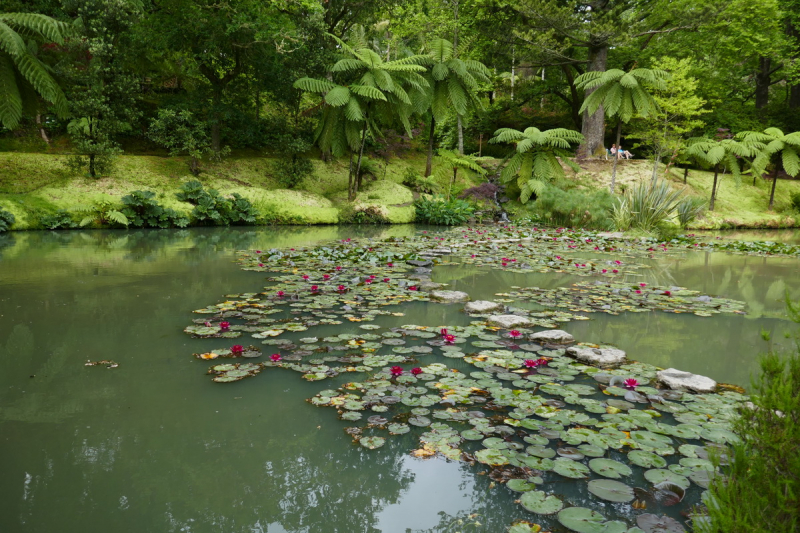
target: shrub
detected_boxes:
[676,196,706,228]
[0,207,15,232]
[270,136,314,189]
[176,180,258,225]
[40,209,77,230]
[698,298,800,533]
[120,190,189,228]
[402,169,441,194]
[340,204,390,224]
[790,191,800,212]
[75,197,129,227]
[527,186,614,230]
[612,179,686,233]
[414,195,474,225]
[147,109,214,175]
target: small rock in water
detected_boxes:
[529,330,575,344]
[657,368,717,393]
[566,346,626,368]
[487,315,533,328]
[416,281,445,291]
[407,259,433,267]
[430,290,470,303]
[464,300,504,314]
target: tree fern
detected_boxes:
[737,128,800,209]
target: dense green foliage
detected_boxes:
[0,207,15,232]
[699,300,800,533]
[176,180,258,226]
[120,190,189,229]
[414,195,474,225]
[612,179,697,233]
[525,186,614,230]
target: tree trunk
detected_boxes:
[561,65,582,130]
[190,156,199,175]
[89,154,96,178]
[353,120,368,201]
[651,148,662,185]
[347,152,355,199]
[609,120,622,193]
[683,166,689,184]
[425,116,435,177]
[35,114,50,144]
[755,56,771,109]
[710,166,719,211]
[457,114,464,155]
[768,166,778,210]
[790,83,800,109]
[578,45,608,159]
[449,167,457,200]
[211,88,222,153]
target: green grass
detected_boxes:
[0,152,441,229]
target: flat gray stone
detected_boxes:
[566,346,626,368]
[657,368,717,393]
[416,281,444,291]
[487,315,533,328]
[464,300,504,314]
[430,290,470,303]
[529,330,575,344]
[407,260,432,267]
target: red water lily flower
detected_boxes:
[302,274,310,280]
[336,266,342,271]
[387,262,393,267]
[612,269,619,274]
[219,321,230,331]
[255,250,262,254]
[390,366,403,377]
[614,260,622,265]
[231,345,244,354]
[270,353,282,362]
[624,378,639,390]
[639,282,647,288]
[440,328,448,336]
[408,286,418,291]
[535,358,548,366]
[258,263,264,267]
[663,290,671,296]
[444,334,456,344]
[311,285,319,292]
[383,278,390,282]
[337,285,346,291]
[323,274,330,280]
[502,262,508,267]
[602,269,608,273]
[276,290,285,297]
[509,330,522,338]
[635,290,642,294]
[523,359,539,368]
[411,367,423,376]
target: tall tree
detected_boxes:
[739,127,800,210]
[576,67,669,193]
[489,126,584,203]
[420,38,489,176]
[0,12,69,129]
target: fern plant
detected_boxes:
[738,128,800,210]
[685,137,758,211]
[75,198,129,228]
[575,68,670,193]
[0,12,70,129]
[433,150,488,200]
[489,127,584,203]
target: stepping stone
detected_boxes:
[407,260,432,267]
[657,368,717,393]
[464,300,504,314]
[487,315,533,328]
[566,346,626,368]
[417,281,444,291]
[430,290,470,303]
[529,330,574,344]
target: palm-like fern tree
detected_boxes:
[737,128,800,210]
[0,12,69,129]
[575,68,669,193]
[685,138,758,211]
[433,149,488,200]
[420,38,490,174]
[294,33,427,200]
[489,127,584,203]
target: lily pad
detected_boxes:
[507,479,538,492]
[359,436,385,449]
[643,469,690,489]
[588,458,632,479]
[557,507,606,533]
[628,451,667,469]
[553,458,590,479]
[635,514,686,533]
[519,490,564,515]
[587,479,635,503]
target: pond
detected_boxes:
[1,226,799,533]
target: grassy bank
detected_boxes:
[1,151,799,230]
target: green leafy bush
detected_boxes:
[270,136,314,188]
[120,190,189,228]
[0,207,15,232]
[176,180,258,225]
[147,109,215,176]
[40,210,77,230]
[402,168,441,194]
[612,179,686,233]
[527,186,614,230]
[698,298,800,533]
[340,204,390,224]
[790,191,800,212]
[75,198,129,228]
[414,195,474,225]
[676,196,706,228]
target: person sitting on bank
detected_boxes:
[619,147,633,159]
[610,144,618,158]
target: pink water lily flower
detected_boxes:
[231,345,244,355]
[639,282,647,288]
[276,290,285,297]
[535,358,549,367]
[258,263,264,267]
[602,269,608,273]
[323,274,330,280]
[219,321,230,331]
[383,278,390,282]
[255,250,262,254]
[390,366,403,377]
[337,285,346,291]
[523,359,540,368]
[440,328,448,336]
[444,334,456,344]
[408,286,418,291]
[663,290,671,296]
[311,285,319,292]
[270,353,282,362]
[624,378,639,390]
[612,269,619,274]
[635,290,642,294]
[336,266,342,271]
[509,330,522,338]
[387,262,393,267]
[411,367,423,376]
[302,274,310,280]
[614,260,622,265]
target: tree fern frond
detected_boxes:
[293,77,336,94]
[324,85,351,107]
[0,21,28,57]
[783,148,800,177]
[428,38,453,63]
[331,58,364,73]
[490,128,525,144]
[0,54,22,128]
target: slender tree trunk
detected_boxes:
[89,154,96,178]
[457,114,464,155]
[610,120,622,193]
[790,84,800,109]
[425,116,435,177]
[768,166,778,210]
[510,47,516,101]
[449,168,457,200]
[710,166,719,211]
[347,152,355,200]
[651,149,662,185]
[353,120,368,201]
[683,166,689,184]
[190,156,199,176]
[755,56,771,109]
[578,46,608,158]
[35,114,50,144]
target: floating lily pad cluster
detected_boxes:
[181,226,760,532]
[507,282,747,317]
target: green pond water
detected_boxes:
[1,226,799,533]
